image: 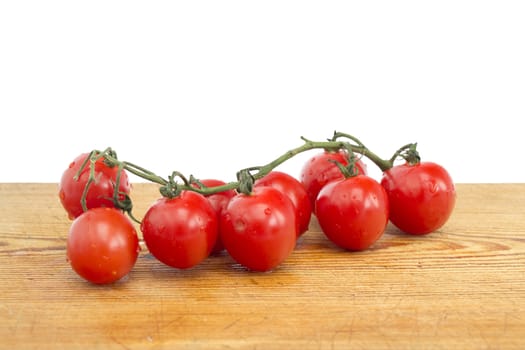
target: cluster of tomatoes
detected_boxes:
[58,143,456,284]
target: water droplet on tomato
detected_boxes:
[264,207,272,215]
[234,219,246,232]
[154,225,166,236]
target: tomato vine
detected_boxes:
[61,129,456,282]
[78,131,418,221]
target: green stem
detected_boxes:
[389,142,420,165]
[109,137,393,196]
[253,139,353,179]
[80,132,404,220]
[105,157,169,186]
[331,132,393,171]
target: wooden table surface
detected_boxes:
[1,183,524,349]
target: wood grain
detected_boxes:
[1,183,524,349]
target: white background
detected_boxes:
[1,1,524,184]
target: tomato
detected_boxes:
[59,153,131,220]
[66,207,139,284]
[140,191,218,269]
[300,149,367,212]
[315,175,389,251]
[381,162,456,235]
[254,171,312,237]
[192,179,237,254]
[220,186,296,272]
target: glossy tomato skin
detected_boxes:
[315,175,389,251]
[381,162,456,235]
[193,179,237,254]
[220,186,297,272]
[300,150,367,212]
[59,153,131,220]
[66,207,139,284]
[254,171,312,237]
[141,191,218,269]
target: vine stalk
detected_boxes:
[77,131,418,221]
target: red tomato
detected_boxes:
[59,153,131,220]
[220,186,297,272]
[300,149,367,212]
[66,207,139,284]
[254,171,312,237]
[315,175,389,251]
[141,191,218,269]
[192,179,237,254]
[381,162,456,235]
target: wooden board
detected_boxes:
[1,183,524,349]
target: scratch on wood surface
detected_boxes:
[222,317,242,331]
